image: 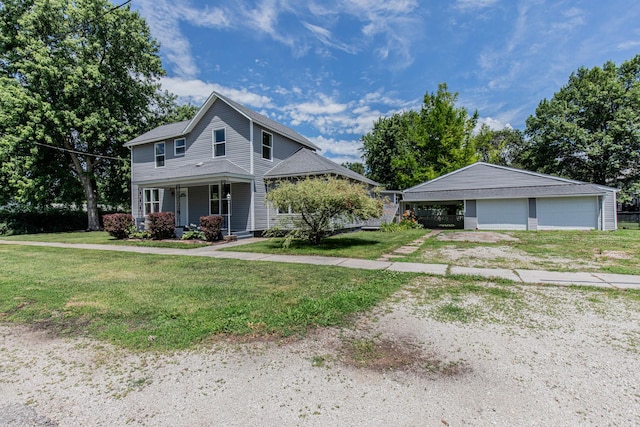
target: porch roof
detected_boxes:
[134,159,253,187]
[265,148,378,186]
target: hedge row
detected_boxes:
[0,206,111,235]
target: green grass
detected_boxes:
[405,229,640,274]
[220,229,428,259]
[0,231,209,249]
[0,245,415,351]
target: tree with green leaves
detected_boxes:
[472,124,525,167]
[0,0,178,229]
[341,161,365,175]
[361,83,478,190]
[265,177,382,245]
[523,55,640,202]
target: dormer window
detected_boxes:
[174,138,186,156]
[155,142,165,168]
[213,128,226,157]
[262,131,273,160]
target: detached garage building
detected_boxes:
[402,162,617,231]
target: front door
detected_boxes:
[178,188,188,226]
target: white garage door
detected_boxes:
[538,197,598,230]
[477,199,528,230]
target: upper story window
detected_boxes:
[213,128,226,157]
[174,138,186,156]
[155,142,165,168]
[262,131,273,160]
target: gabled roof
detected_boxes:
[125,120,190,146]
[265,148,378,186]
[125,91,319,150]
[403,162,616,201]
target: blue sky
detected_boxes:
[132,0,640,165]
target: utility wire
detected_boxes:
[34,142,129,162]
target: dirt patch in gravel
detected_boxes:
[2,280,639,426]
[431,244,600,270]
[437,231,519,243]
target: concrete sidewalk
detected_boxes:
[2,239,640,290]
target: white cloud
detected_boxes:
[160,77,273,108]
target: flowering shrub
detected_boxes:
[200,215,223,241]
[399,210,423,229]
[147,212,175,240]
[102,213,135,239]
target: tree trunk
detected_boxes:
[81,174,101,231]
[66,140,101,231]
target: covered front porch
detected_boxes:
[135,175,254,236]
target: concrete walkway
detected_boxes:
[2,239,640,290]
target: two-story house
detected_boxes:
[124,91,378,237]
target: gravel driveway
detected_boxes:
[1,279,639,426]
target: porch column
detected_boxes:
[175,184,181,226]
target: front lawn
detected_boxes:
[0,231,209,249]
[220,229,428,259]
[0,245,415,350]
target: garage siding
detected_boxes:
[477,199,528,230]
[537,197,598,230]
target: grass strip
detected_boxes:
[0,245,414,351]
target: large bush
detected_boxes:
[266,177,382,245]
[147,212,175,240]
[0,205,89,235]
[200,215,223,242]
[102,213,135,239]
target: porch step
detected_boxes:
[232,231,254,240]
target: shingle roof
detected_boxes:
[265,148,378,186]
[125,120,190,146]
[124,92,319,151]
[133,159,251,187]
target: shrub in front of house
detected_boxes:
[200,215,223,241]
[147,212,175,240]
[102,213,135,239]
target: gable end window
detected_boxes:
[155,142,165,167]
[213,128,226,157]
[262,131,273,160]
[174,138,186,156]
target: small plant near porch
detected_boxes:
[265,177,383,246]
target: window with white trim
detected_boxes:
[144,188,160,215]
[213,128,226,157]
[262,131,273,160]
[155,142,165,167]
[174,138,186,156]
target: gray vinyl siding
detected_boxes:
[252,121,306,231]
[188,185,210,224]
[528,198,538,230]
[463,200,477,229]
[230,182,251,231]
[408,163,576,193]
[131,101,252,185]
[603,191,617,230]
